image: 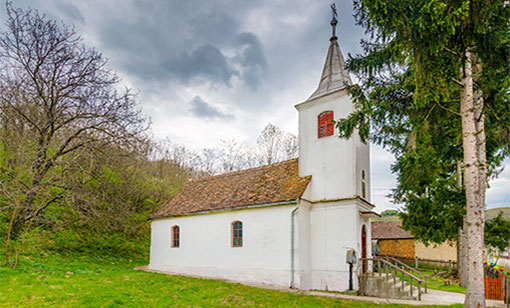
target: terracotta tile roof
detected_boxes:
[151,158,311,219]
[371,221,414,240]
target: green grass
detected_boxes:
[424,274,466,293]
[0,252,465,308]
[379,265,466,294]
[407,265,465,293]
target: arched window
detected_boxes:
[231,221,243,247]
[318,111,334,138]
[171,225,180,248]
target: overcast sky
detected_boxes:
[3,0,508,213]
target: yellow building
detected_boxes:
[372,221,457,263]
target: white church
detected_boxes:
[149,15,377,292]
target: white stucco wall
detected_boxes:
[149,204,297,287]
[296,200,312,289]
[296,88,370,202]
[355,135,371,202]
[292,198,372,292]
[149,199,373,292]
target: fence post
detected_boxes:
[415,256,419,269]
[506,273,509,308]
[448,260,452,273]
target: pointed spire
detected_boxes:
[308,8,352,101]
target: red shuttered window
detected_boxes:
[171,225,180,248]
[318,111,334,138]
[231,221,243,247]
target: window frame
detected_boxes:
[231,221,243,247]
[171,225,180,248]
[318,111,334,138]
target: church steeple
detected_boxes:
[296,5,369,202]
[308,10,352,100]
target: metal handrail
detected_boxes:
[379,256,428,292]
[361,257,424,301]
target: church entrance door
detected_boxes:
[361,225,367,274]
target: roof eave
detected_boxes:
[150,199,299,220]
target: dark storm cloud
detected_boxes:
[89,1,266,89]
[188,8,239,46]
[166,44,239,85]
[188,96,233,119]
[234,32,267,90]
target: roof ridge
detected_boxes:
[189,158,299,183]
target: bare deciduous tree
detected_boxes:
[0,3,148,260]
[256,123,298,165]
[217,139,253,173]
[281,133,299,161]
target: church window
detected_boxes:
[231,221,243,247]
[171,225,180,248]
[318,111,334,138]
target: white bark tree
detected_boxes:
[461,51,485,308]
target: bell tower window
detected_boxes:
[318,111,334,138]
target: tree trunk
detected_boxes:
[10,189,38,240]
[473,52,487,240]
[461,51,485,308]
[456,161,469,288]
[458,217,469,288]
[10,158,47,240]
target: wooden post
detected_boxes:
[506,275,510,308]
[415,256,419,269]
[418,283,422,301]
[449,260,452,273]
[401,271,404,291]
[410,277,414,297]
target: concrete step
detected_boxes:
[360,274,421,300]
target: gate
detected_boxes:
[484,263,509,304]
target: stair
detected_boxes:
[360,273,420,300]
[358,257,427,301]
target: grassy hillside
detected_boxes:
[0,251,463,308]
[374,207,510,222]
[485,207,510,220]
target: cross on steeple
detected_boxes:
[330,3,338,39]
[307,3,352,100]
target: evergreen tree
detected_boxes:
[337,1,509,306]
[485,213,510,260]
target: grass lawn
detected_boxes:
[0,252,465,308]
[378,265,465,294]
[423,272,466,294]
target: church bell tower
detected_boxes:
[295,12,370,202]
